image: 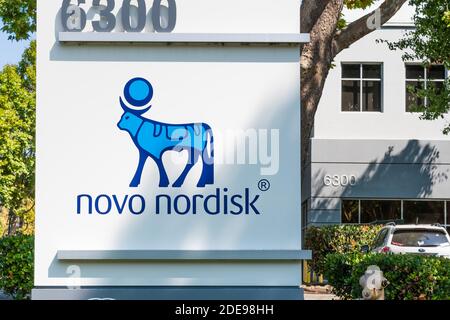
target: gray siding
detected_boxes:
[312,139,450,164]
[304,139,450,225]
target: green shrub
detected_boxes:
[324,252,450,300]
[304,225,382,275]
[0,234,34,300]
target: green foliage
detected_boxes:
[304,224,382,276]
[340,1,378,30]
[324,252,450,300]
[322,252,365,299]
[18,40,36,91]
[384,0,450,134]
[0,0,36,41]
[0,234,34,299]
[344,0,376,10]
[0,41,36,235]
[337,13,348,31]
[407,80,450,134]
[444,10,450,27]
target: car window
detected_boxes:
[391,229,450,247]
[373,228,389,248]
[372,230,382,248]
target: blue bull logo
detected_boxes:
[118,78,214,188]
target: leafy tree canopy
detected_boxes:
[0,0,36,41]
[345,0,377,9]
[384,0,450,133]
[0,41,35,235]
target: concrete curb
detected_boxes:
[304,293,339,300]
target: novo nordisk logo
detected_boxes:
[75,77,266,216]
[118,77,214,188]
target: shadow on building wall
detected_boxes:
[309,140,449,225]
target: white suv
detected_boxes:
[366,224,450,258]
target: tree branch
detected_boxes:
[300,0,332,33]
[334,0,408,54]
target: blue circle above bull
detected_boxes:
[120,77,154,112]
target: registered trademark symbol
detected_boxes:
[258,179,271,192]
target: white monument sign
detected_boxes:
[34,0,310,300]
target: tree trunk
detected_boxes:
[7,208,17,236]
[300,0,344,174]
[300,0,408,177]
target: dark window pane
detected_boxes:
[403,201,445,224]
[362,81,381,111]
[342,200,359,223]
[342,64,360,78]
[406,81,424,112]
[427,65,445,80]
[360,200,401,224]
[342,80,361,111]
[363,64,382,79]
[406,65,425,79]
[391,229,449,247]
[429,81,445,94]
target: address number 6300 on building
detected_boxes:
[61,0,177,33]
[323,174,357,187]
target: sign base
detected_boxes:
[32,286,304,300]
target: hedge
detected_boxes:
[324,252,450,300]
[304,225,382,276]
[0,234,34,300]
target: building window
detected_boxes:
[342,200,359,223]
[342,199,446,226]
[360,200,401,224]
[405,64,446,112]
[342,63,382,112]
[403,200,445,224]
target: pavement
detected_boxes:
[304,293,338,300]
[302,285,339,300]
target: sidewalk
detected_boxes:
[304,293,338,300]
[302,285,339,301]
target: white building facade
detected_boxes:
[303,5,450,233]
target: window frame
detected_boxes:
[341,199,448,231]
[341,62,384,113]
[405,63,447,112]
